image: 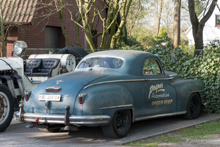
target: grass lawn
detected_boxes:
[125,119,220,147]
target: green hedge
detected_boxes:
[145,44,220,112]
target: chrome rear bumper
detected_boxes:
[14,111,110,125]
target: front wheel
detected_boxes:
[102,110,131,138]
[184,93,201,119]
[0,84,14,132]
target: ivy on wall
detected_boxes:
[146,44,220,112]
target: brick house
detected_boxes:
[1,0,106,57]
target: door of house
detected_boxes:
[45,26,60,48]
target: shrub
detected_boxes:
[118,27,172,49]
[153,27,172,46]
[206,39,220,47]
[146,44,220,113]
[137,35,155,48]
[178,42,195,56]
[117,36,144,50]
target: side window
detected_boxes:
[143,59,162,75]
[78,59,92,68]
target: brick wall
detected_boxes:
[3,0,106,57]
[16,0,86,49]
[6,27,18,57]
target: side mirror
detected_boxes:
[13,41,27,57]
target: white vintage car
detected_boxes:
[0,41,87,132]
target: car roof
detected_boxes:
[81,50,160,76]
[85,50,154,59]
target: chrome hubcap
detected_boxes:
[0,92,10,125]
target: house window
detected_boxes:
[216,15,220,27]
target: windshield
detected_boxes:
[78,57,124,69]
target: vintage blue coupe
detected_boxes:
[15,50,205,138]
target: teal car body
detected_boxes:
[15,50,205,138]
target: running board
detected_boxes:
[135,111,187,122]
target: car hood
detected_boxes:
[23,70,107,114]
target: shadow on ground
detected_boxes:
[1,113,220,146]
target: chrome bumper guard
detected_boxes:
[14,106,110,125]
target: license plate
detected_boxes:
[38,94,61,101]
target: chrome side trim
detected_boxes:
[148,78,173,81]
[14,112,110,125]
[135,111,186,122]
[84,78,173,89]
[100,104,133,110]
[191,90,205,93]
[84,79,145,89]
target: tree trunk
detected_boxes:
[173,0,181,48]
[156,0,163,36]
[77,0,95,51]
[194,24,204,56]
[59,10,72,46]
[75,17,82,47]
[106,2,118,49]
[188,0,217,56]
[100,20,107,49]
[0,0,6,57]
[110,0,132,49]
[75,0,132,50]
[0,16,6,57]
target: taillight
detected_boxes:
[24,91,31,101]
[78,93,87,105]
[35,118,39,123]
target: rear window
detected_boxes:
[78,57,124,69]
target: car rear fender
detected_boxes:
[170,79,205,112]
[74,83,135,123]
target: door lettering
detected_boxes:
[148,83,170,99]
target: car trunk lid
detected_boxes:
[23,71,107,114]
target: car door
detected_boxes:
[142,58,177,116]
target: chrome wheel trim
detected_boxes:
[0,92,10,125]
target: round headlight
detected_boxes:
[13,41,27,57]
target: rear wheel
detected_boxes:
[102,110,131,138]
[184,93,201,119]
[57,46,88,65]
[0,84,14,132]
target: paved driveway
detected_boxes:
[1,113,220,147]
